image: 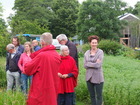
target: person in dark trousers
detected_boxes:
[57,45,78,105]
[32,40,41,51]
[56,34,78,68]
[84,35,104,105]
[6,44,21,91]
[56,34,79,105]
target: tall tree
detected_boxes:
[76,0,127,42]
[0,2,7,36]
[49,0,79,37]
[9,0,53,35]
[0,2,3,16]
[133,1,140,15]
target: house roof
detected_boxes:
[118,13,140,21]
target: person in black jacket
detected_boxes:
[56,34,78,68]
[56,34,79,105]
[6,44,21,91]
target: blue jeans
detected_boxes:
[21,73,32,94]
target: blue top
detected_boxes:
[34,45,41,51]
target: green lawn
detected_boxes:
[0,55,140,105]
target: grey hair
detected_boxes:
[6,44,15,51]
[60,45,69,55]
[40,32,53,44]
[56,34,68,41]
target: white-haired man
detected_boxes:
[24,32,61,105]
[6,44,21,91]
[56,34,78,68]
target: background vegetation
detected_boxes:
[0,55,140,105]
[0,0,140,104]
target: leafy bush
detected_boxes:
[81,40,122,56]
[0,67,6,88]
[81,43,90,53]
[134,50,140,59]
[120,46,136,58]
[0,35,11,56]
[98,40,122,55]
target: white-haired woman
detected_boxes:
[18,42,33,94]
[57,45,78,105]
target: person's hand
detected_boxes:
[62,74,68,79]
[96,59,101,63]
[58,73,63,78]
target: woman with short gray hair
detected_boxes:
[57,45,78,105]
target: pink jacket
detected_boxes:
[18,53,32,73]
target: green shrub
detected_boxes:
[120,46,136,58]
[98,40,122,55]
[82,40,122,56]
[0,67,6,88]
[81,43,90,53]
[134,50,140,59]
[0,35,11,56]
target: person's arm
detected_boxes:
[6,53,9,71]
[18,54,23,72]
[70,61,78,78]
[69,44,77,59]
[86,51,104,69]
[24,54,41,76]
[84,53,89,69]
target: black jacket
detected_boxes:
[6,51,21,72]
[66,40,78,68]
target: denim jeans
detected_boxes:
[87,81,104,105]
[21,73,32,94]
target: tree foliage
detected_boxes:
[10,0,79,37]
[9,0,52,35]
[76,0,127,42]
[49,0,79,37]
[133,1,140,15]
[0,3,7,36]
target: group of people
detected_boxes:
[6,32,104,105]
[6,36,41,93]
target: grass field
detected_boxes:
[0,55,140,105]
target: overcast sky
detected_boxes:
[0,0,140,22]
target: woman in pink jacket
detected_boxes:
[18,42,33,94]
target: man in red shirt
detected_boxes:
[24,32,61,105]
